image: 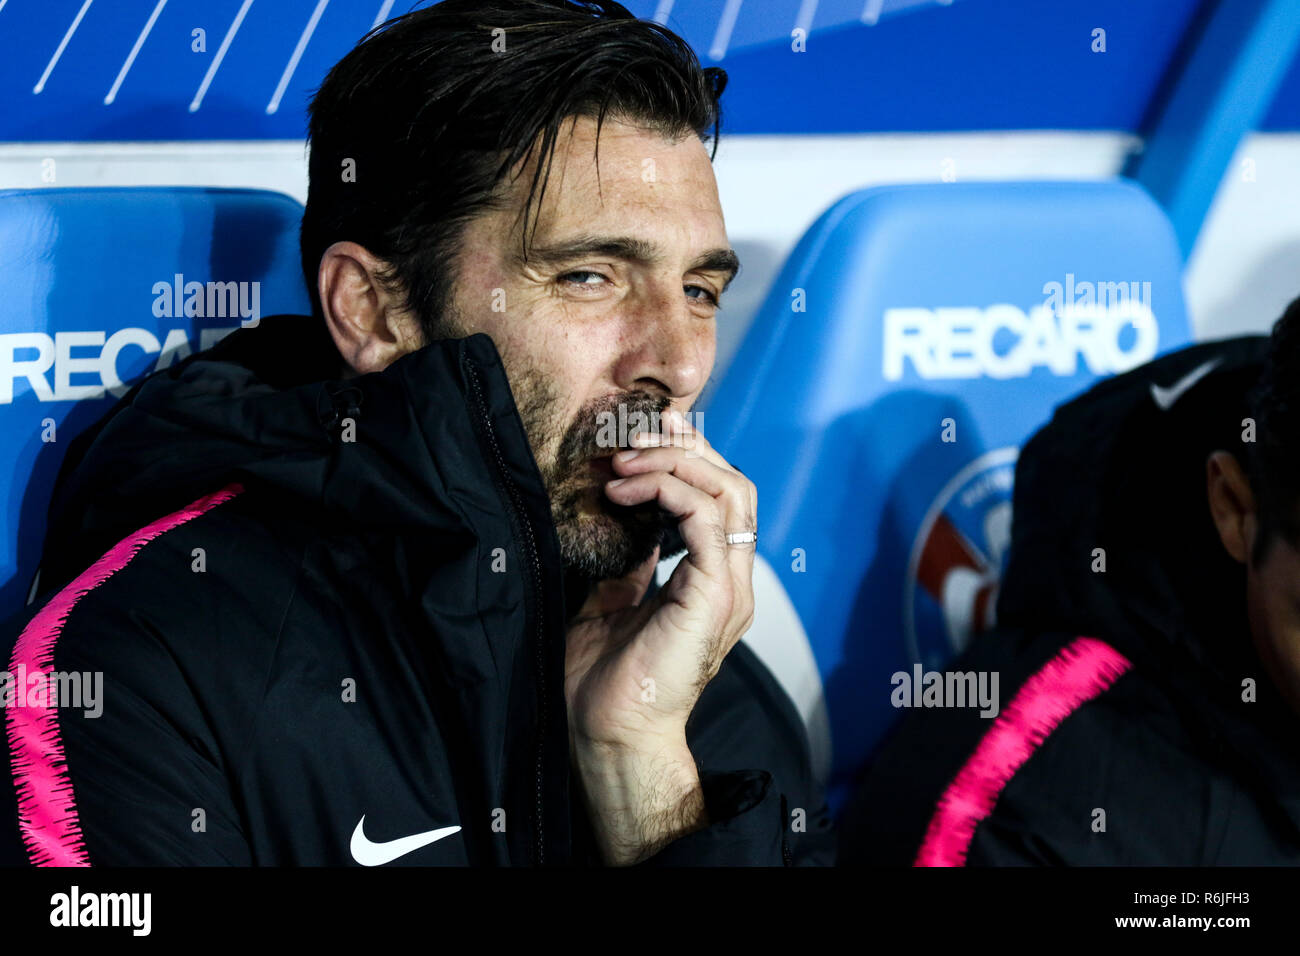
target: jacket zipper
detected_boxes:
[780,794,793,865]
[465,362,549,866]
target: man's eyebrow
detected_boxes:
[521,235,741,292]
[690,248,741,293]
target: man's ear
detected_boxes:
[317,241,424,375]
[1207,450,1258,564]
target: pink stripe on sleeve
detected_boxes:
[914,636,1131,867]
[5,483,244,866]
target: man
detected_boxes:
[0,0,832,866]
[840,299,1300,865]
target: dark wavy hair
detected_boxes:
[1246,295,1300,563]
[300,0,727,341]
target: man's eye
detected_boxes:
[686,284,720,307]
[559,271,607,288]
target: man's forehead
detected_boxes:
[546,115,714,180]
[511,118,722,215]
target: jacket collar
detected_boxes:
[39,314,578,863]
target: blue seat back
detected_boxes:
[705,180,1192,800]
[0,187,310,618]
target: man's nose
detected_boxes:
[610,281,712,399]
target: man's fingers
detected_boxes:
[605,462,754,636]
[638,412,756,517]
[637,410,736,474]
[619,414,757,653]
[624,434,759,522]
[604,471,729,574]
[612,445,737,499]
[616,430,757,630]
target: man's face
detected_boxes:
[1245,533,1300,714]
[1207,451,1300,714]
[443,115,735,580]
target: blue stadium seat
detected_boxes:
[0,186,310,620]
[703,180,1193,811]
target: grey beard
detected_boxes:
[422,306,671,581]
[510,363,672,580]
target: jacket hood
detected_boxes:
[996,334,1269,679]
[35,314,563,605]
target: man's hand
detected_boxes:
[564,409,757,865]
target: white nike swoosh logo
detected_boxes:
[1150,358,1221,411]
[349,815,461,866]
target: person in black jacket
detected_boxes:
[0,0,832,866]
[840,298,1300,865]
